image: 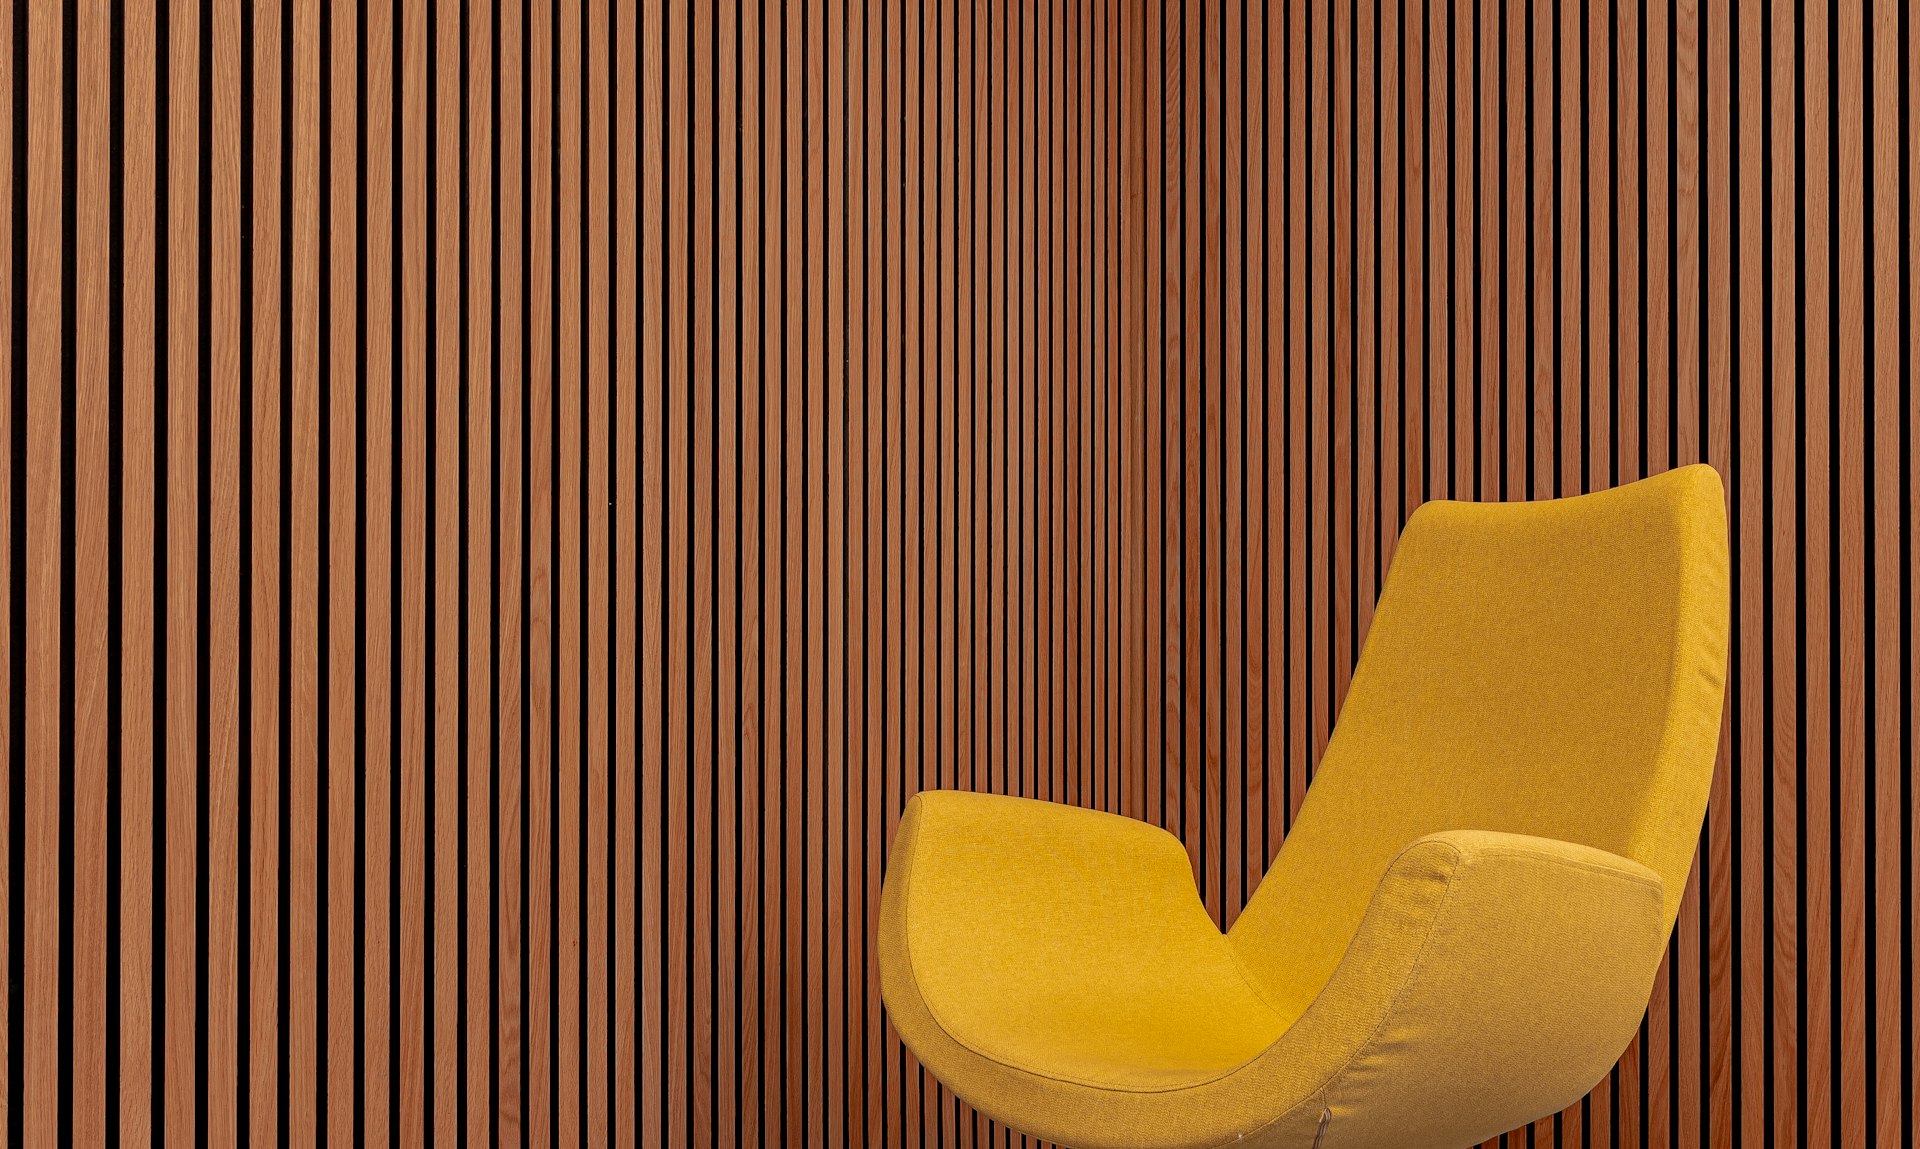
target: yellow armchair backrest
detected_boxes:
[1229,464,1730,1024]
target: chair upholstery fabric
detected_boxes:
[879,465,1730,1149]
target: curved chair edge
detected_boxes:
[1232,830,1667,1149]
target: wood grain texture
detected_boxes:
[22,3,60,1143]
[73,1,112,1143]
[0,2,1911,1147]
[121,2,160,1140]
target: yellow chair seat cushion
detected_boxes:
[898,792,1289,1092]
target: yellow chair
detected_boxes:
[879,465,1728,1149]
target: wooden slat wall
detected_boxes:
[1107,2,1918,1149]
[0,0,1124,1145]
[2,1,1915,1147]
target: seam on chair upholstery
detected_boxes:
[1222,936,1295,1021]
[901,803,1284,1096]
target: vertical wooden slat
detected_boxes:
[495,0,526,1133]
[291,0,326,1141]
[1375,0,1400,572]
[1802,0,1834,1141]
[1177,0,1206,922]
[1147,0,1166,844]
[581,0,611,1138]
[419,0,449,1118]
[322,0,358,1138]
[880,0,904,1136]
[1585,0,1611,502]
[1106,0,1119,831]
[1453,0,1475,506]
[736,0,765,1141]
[993,0,1014,818]
[792,0,816,1138]
[636,0,662,1140]
[1401,0,1425,519]
[1352,0,1375,644]
[1068,0,1083,842]
[1703,0,1736,1142]
[397,0,431,1137]
[911,3,933,1139]
[242,0,281,1136]
[1614,0,1641,493]
[1834,0,1869,1142]
[1050,0,1070,834]
[609,0,637,1138]
[121,1,160,1139]
[1867,3,1906,1146]
[161,0,202,1138]
[862,1,886,1134]
[1555,0,1579,507]
[22,3,60,1142]
[1735,6,1770,1146]
[1438,0,1460,508]
[1426,0,1450,509]
[1118,0,1145,835]
[686,0,715,1139]
[361,0,397,1137]
[760,0,791,1134]
[1218,0,1244,926]
[1142,0,1165,839]
[523,0,554,1089]
[1649,0,1675,479]
[666,0,694,1140]
[851,0,878,1136]
[824,0,849,1138]
[1284,0,1306,832]
[465,0,498,1138]
[1242,0,1270,887]
[1768,0,1800,1140]
[1524,0,1548,508]
[945,0,968,829]
[711,0,738,1136]
[1309,0,1331,786]
[286,0,321,1138]
[1499,0,1521,510]
[550,0,582,1135]
[205,0,242,1139]
[72,0,112,1139]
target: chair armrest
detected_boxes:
[1245,829,1667,1148]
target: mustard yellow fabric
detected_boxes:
[878,465,1729,1149]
